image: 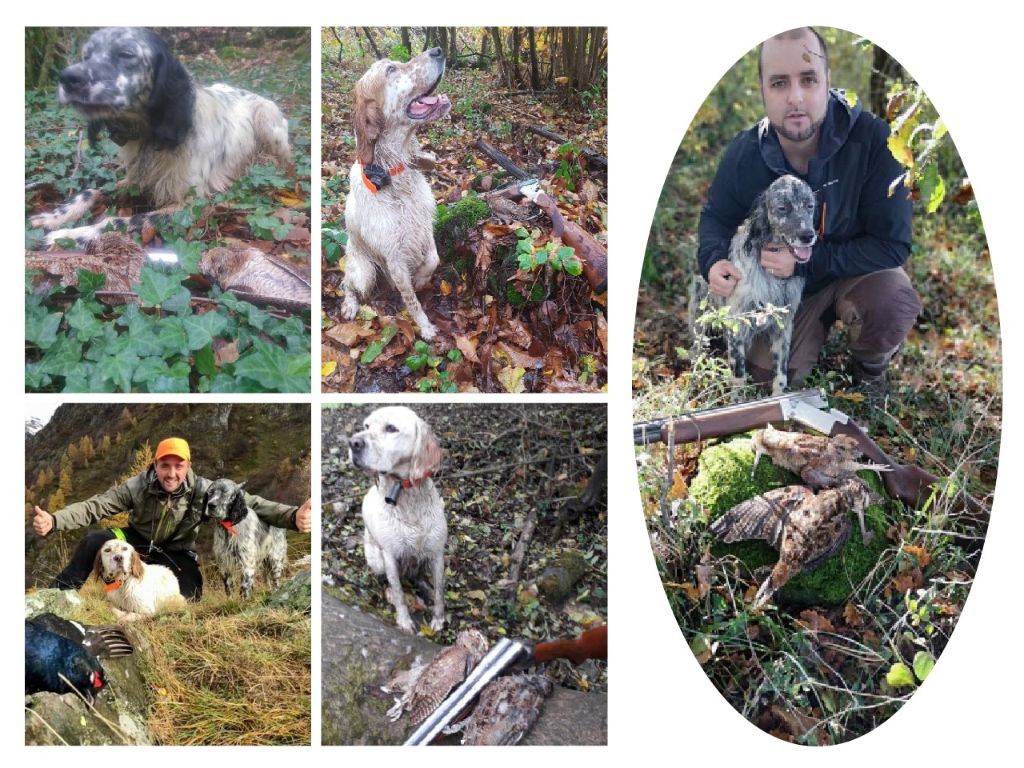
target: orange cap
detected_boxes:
[155,437,191,462]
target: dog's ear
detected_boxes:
[744,189,772,251]
[130,549,144,580]
[411,421,443,479]
[145,29,195,149]
[353,81,383,168]
[91,546,105,580]
[228,487,249,523]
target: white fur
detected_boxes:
[342,49,451,340]
[348,406,447,634]
[93,539,186,622]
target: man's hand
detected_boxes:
[33,506,54,537]
[295,498,312,533]
[760,243,797,278]
[708,260,743,297]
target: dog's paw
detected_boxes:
[340,294,361,321]
[397,615,416,634]
[29,212,57,231]
[429,615,446,632]
[418,321,439,341]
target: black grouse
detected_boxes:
[25,623,105,700]
[28,612,133,658]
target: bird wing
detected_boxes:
[407,645,470,725]
[710,485,815,547]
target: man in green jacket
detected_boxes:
[32,437,312,601]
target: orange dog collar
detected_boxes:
[362,163,406,194]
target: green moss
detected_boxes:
[692,435,889,607]
[506,284,526,307]
[434,193,490,245]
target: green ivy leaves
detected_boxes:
[26,261,311,394]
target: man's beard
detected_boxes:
[773,114,824,144]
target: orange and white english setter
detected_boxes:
[341,48,451,340]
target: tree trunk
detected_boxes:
[328,27,344,65]
[546,27,557,84]
[511,27,523,88]
[448,27,458,62]
[361,27,383,59]
[588,27,605,85]
[400,27,410,55]
[527,27,541,92]
[489,27,507,87]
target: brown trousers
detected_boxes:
[748,267,922,385]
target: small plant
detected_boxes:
[322,226,347,266]
[406,342,461,392]
[515,227,583,276]
[389,43,411,62]
[554,141,583,191]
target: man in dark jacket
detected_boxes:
[32,437,312,601]
[699,27,921,390]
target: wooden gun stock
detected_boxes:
[830,420,988,518]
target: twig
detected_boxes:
[505,457,554,598]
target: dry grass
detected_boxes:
[73,564,311,746]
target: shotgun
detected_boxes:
[404,625,607,746]
[634,389,988,517]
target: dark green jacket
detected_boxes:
[53,468,298,552]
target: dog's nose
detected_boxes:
[349,436,364,453]
[798,231,816,245]
[426,47,443,59]
[59,65,87,92]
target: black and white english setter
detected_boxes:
[203,478,288,599]
[31,27,291,248]
[719,174,817,394]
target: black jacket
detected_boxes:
[698,90,913,296]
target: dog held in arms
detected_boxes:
[348,406,446,634]
[30,27,291,248]
[717,174,817,394]
[341,47,452,340]
[202,478,288,599]
[92,539,187,621]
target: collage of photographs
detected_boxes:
[16,12,1017,761]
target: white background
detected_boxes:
[5,1,1022,763]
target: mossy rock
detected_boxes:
[434,193,490,256]
[691,435,889,607]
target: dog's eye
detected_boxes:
[386,64,397,75]
[385,424,398,433]
[118,50,138,62]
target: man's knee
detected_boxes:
[840,270,921,355]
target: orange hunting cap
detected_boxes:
[155,437,191,462]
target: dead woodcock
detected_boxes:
[385,629,490,724]
[751,424,889,489]
[709,478,879,608]
[443,673,554,746]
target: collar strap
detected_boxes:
[220,520,239,537]
[380,470,433,489]
[362,163,407,194]
[103,579,123,592]
[401,471,433,489]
